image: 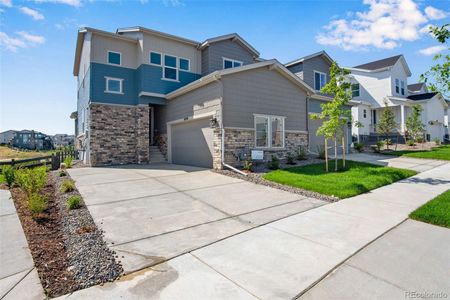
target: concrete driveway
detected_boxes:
[67,163,326,274]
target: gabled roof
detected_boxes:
[116,26,200,46]
[285,50,334,67]
[350,54,411,76]
[199,33,260,57]
[408,82,426,92]
[354,55,402,70]
[407,92,438,101]
[167,59,315,99]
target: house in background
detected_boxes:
[72,26,314,168]
[11,130,54,150]
[0,130,17,145]
[285,51,354,154]
[348,55,448,142]
[52,134,75,148]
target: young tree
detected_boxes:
[405,105,425,143]
[420,24,449,99]
[376,104,397,150]
[310,62,352,172]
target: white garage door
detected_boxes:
[171,118,214,168]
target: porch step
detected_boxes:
[149,145,167,163]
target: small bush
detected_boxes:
[297,146,307,160]
[316,145,326,159]
[242,158,253,172]
[416,137,425,143]
[434,138,441,145]
[286,152,296,165]
[15,166,48,196]
[28,193,47,214]
[406,139,415,147]
[59,170,67,177]
[354,143,364,153]
[375,141,384,153]
[67,195,81,210]
[64,156,73,168]
[267,155,280,170]
[61,180,75,193]
[2,165,15,186]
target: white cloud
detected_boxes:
[33,0,81,7]
[0,0,12,7]
[16,31,45,44]
[424,6,448,20]
[0,32,26,51]
[316,0,447,51]
[162,0,183,7]
[20,7,44,20]
[418,45,447,56]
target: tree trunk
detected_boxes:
[334,137,338,172]
[325,139,328,172]
[342,136,346,169]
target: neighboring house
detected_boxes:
[52,134,75,147]
[11,130,54,150]
[348,55,448,142]
[285,51,353,154]
[73,27,314,168]
[0,130,17,145]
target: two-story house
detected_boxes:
[348,55,448,142]
[73,26,315,168]
[285,51,353,154]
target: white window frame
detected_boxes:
[162,54,179,82]
[363,109,367,119]
[254,114,285,149]
[179,57,190,71]
[149,51,162,66]
[314,71,327,91]
[400,80,405,95]
[107,50,122,66]
[222,57,243,69]
[395,78,400,94]
[104,76,124,94]
[351,83,360,97]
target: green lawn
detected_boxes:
[384,145,450,161]
[263,160,416,199]
[409,190,450,228]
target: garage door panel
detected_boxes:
[171,118,214,168]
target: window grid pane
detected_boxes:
[108,52,121,65]
[107,79,121,92]
[150,52,161,65]
[224,60,233,69]
[164,55,177,68]
[255,117,269,147]
[164,67,177,80]
[179,58,189,71]
[271,118,283,147]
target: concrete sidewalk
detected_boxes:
[58,163,450,300]
[0,189,45,300]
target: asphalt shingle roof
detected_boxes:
[354,55,402,70]
[407,92,438,101]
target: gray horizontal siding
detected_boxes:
[302,55,332,90]
[222,67,308,131]
[201,40,255,76]
[156,81,221,133]
[287,62,303,74]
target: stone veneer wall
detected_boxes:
[223,128,307,167]
[89,103,150,166]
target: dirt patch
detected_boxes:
[9,169,122,298]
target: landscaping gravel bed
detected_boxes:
[214,157,339,203]
[53,170,123,290]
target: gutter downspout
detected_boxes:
[216,76,247,176]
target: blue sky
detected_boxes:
[0,0,448,135]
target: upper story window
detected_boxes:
[351,83,360,97]
[395,79,400,94]
[163,55,178,81]
[223,57,243,69]
[401,81,405,95]
[150,52,161,65]
[254,115,285,148]
[107,51,121,65]
[179,58,190,71]
[363,109,367,118]
[105,77,123,94]
[314,71,327,91]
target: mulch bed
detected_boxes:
[9,169,122,298]
[214,157,338,203]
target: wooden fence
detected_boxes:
[0,150,78,171]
